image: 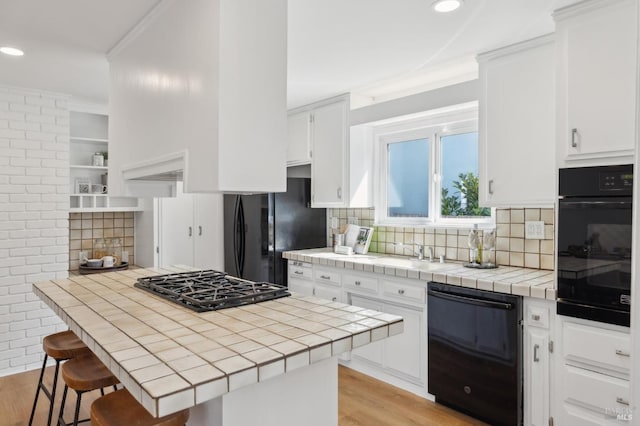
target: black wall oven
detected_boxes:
[557,164,633,327]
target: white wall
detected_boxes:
[0,85,69,376]
[350,79,479,126]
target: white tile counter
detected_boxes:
[32,265,402,424]
[284,248,556,300]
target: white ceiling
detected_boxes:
[0,0,579,110]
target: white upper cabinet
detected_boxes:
[311,99,349,207]
[108,0,287,196]
[290,94,372,208]
[287,111,312,166]
[554,0,637,165]
[478,35,556,207]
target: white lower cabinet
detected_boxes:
[382,302,423,381]
[555,316,632,425]
[348,272,426,390]
[524,298,554,426]
[287,262,343,302]
[350,295,384,367]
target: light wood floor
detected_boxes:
[338,366,486,426]
[0,364,485,426]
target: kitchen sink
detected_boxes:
[374,256,455,271]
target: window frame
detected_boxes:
[374,104,493,228]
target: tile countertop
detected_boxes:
[32,266,403,418]
[284,248,556,301]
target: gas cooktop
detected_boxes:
[134,269,290,312]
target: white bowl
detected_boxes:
[86,259,103,267]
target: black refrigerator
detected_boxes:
[223,178,327,286]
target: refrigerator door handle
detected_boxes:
[238,197,246,277]
[232,196,241,276]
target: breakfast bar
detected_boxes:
[32,266,403,426]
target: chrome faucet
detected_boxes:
[393,242,434,262]
[426,246,434,262]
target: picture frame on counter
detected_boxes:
[75,178,91,194]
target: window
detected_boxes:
[376,104,491,226]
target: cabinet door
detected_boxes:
[311,100,348,207]
[313,284,341,303]
[525,327,550,426]
[558,0,636,162]
[158,183,195,267]
[350,295,383,367]
[288,278,313,296]
[478,36,555,207]
[383,303,424,384]
[287,111,311,165]
[193,193,224,270]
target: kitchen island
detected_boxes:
[32,266,403,426]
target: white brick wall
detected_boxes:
[0,85,69,376]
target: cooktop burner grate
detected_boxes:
[134,269,290,312]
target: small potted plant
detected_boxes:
[101,151,109,167]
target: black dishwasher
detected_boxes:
[427,282,522,426]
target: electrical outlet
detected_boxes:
[348,216,359,225]
[330,217,339,229]
[525,221,545,239]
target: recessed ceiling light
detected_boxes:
[432,0,463,13]
[0,46,24,56]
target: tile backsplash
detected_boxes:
[329,207,555,270]
[68,212,135,271]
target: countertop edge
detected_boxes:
[283,248,557,301]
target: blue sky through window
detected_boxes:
[387,138,429,217]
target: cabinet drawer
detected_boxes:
[526,304,550,329]
[563,322,631,374]
[564,365,630,415]
[289,260,311,268]
[289,265,312,280]
[382,280,425,304]
[343,273,378,294]
[314,268,341,286]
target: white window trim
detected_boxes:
[373,103,494,228]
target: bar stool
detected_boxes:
[57,352,120,426]
[29,330,91,426]
[91,388,190,426]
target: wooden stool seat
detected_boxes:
[43,330,91,360]
[61,353,120,392]
[91,389,190,426]
[57,352,120,426]
[29,330,90,426]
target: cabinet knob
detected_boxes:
[198,226,203,236]
[398,289,405,295]
[294,271,303,275]
[312,288,316,296]
[337,187,342,200]
[531,314,541,321]
[355,281,361,286]
[332,297,337,302]
[488,180,494,195]
[320,275,331,280]
[571,128,578,148]
[533,344,540,362]
[188,226,192,237]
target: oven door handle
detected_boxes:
[559,197,632,206]
[428,289,514,310]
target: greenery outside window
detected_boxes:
[375,104,492,226]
